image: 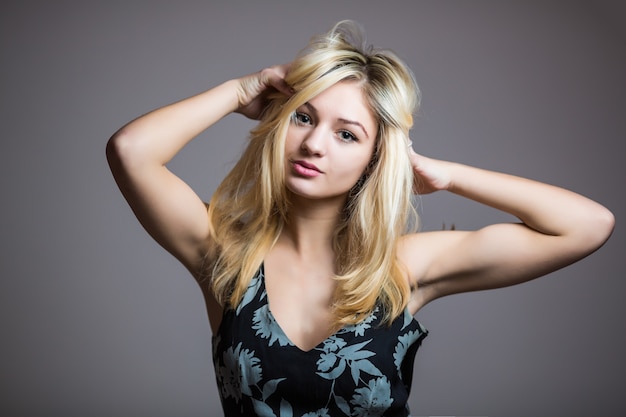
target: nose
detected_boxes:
[301,126,327,156]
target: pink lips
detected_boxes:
[292,160,322,177]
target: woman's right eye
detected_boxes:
[292,112,312,125]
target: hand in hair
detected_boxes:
[235,63,293,120]
[408,147,452,195]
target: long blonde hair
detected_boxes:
[207,20,420,326]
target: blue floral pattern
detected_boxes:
[213,265,428,416]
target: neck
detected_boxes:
[280,194,345,261]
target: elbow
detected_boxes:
[106,128,145,174]
[596,206,615,244]
[106,130,128,177]
[581,204,615,254]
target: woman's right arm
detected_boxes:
[106,80,240,274]
[106,66,291,275]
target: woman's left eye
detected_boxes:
[338,130,358,142]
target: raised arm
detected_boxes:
[106,65,291,275]
[400,151,615,311]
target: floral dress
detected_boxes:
[212,264,428,417]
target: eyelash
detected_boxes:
[291,111,359,143]
[292,111,311,126]
[337,130,357,143]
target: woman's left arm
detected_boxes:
[400,151,615,305]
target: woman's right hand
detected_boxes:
[235,64,292,120]
[106,65,293,278]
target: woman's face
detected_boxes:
[284,80,378,206]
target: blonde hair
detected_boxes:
[206,20,420,326]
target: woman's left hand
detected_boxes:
[408,147,452,194]
[402,142,614,310]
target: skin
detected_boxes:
[265,80,378,351]
[107,64,615,353]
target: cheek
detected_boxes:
[341,153,374,184]
[356,147,376,175]
[284,128,301,153]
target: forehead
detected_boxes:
[306,81,377,133]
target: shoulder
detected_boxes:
[397,230,470,281]
[397,230,471,312]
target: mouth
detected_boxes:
[291,160,322,177]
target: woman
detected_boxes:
[106,21,614,416]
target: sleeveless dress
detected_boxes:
[212,264,428,417]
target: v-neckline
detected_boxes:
[260,263,343,353]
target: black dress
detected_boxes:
[212,264,428,416]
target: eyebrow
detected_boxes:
[303,102,370,139]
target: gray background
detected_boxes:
[1,1,624,416]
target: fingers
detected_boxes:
[407,140,420,161]
[260,64,293,97]
[234,64,293,120]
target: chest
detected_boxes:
[263,258,337,351]
[211,266,429,416]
